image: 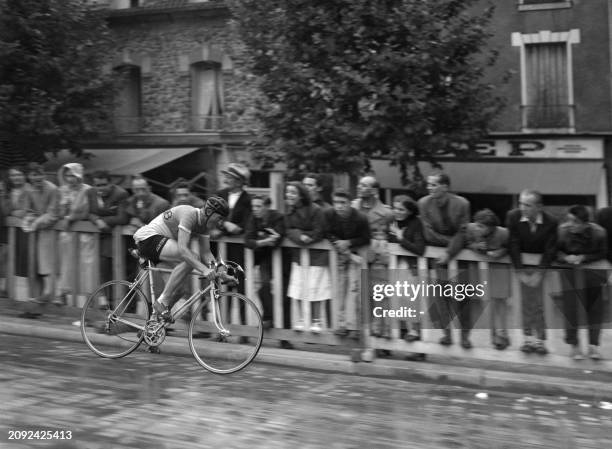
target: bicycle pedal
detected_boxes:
[148,346,161,354]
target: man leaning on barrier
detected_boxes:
[126,176,170,228]
[556,205,607,361]
[418,172,471,348]
[22,163,59,305]
[86,170,130,292]
[244,194,285,330]
[132,196,237,322]
[506,189,558,355]
[326,188,371,339]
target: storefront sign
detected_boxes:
[434,138,603,159]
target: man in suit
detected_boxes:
[87,170,130,288]
[244,195,285,329]
[212,163,253,294]
[418,172,472,348]
[506,189,558,355]
[126,176,170,228]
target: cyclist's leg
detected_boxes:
[157,240,191,307]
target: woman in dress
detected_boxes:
[55,163,91,305]
[284,181,330,333]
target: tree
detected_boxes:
[0,0,115,166]
[229,0,505,184]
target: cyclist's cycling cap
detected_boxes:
[203,196,230,218]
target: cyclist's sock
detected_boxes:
[156,295,169,308]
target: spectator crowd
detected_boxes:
[1,162,611,361]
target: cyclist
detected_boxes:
[133,196,236,321]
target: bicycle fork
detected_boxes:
[210,285,231,337]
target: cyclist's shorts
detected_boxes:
[136,235,169,265]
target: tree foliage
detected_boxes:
[229,0,505,182]
[0,0,115,165]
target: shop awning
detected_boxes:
[44,148,200,175]
[370,160,604,195]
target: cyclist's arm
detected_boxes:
[198,234,216,267]
[177,226,212,276]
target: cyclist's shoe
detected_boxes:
[153,301,174,323]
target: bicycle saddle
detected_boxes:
[128,248,149,268]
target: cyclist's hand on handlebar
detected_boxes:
[218,272,238,287]
[201,269,216,282]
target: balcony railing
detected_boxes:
[521,104,575,130]
[113,115,143,134]
[191,115,225,132]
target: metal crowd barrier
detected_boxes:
[4,216,612,365]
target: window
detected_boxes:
[114,65,142,134]
[523,43,571,129]
[191,62,224,131]
[512,30,579,132]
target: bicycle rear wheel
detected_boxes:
[81,280,151,358]
[188,292,263,374]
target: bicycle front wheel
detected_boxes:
[81,280,151,358]
[188,292,263,374]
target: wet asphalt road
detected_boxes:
[1,334,612,449]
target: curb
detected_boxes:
[4,319,612,400]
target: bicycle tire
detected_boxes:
[81,280,151,359]
[188,292,263,374]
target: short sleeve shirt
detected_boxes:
[133,205,207,243]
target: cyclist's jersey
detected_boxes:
[133,205,208,243]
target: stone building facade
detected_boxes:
[84,0,612,213]
[82,0,272,200]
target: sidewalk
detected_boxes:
[3,296,612,400]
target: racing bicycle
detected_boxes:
[80,251,263,374]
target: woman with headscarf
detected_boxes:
[55,163,91,305]
[284,181,330,333]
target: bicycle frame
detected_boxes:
[111,261,228,335]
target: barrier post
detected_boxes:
[113,227,126,281]
[328,247,339,331]
[272,248,283,329]
[27,231,36,299]
[6,222,17,299]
